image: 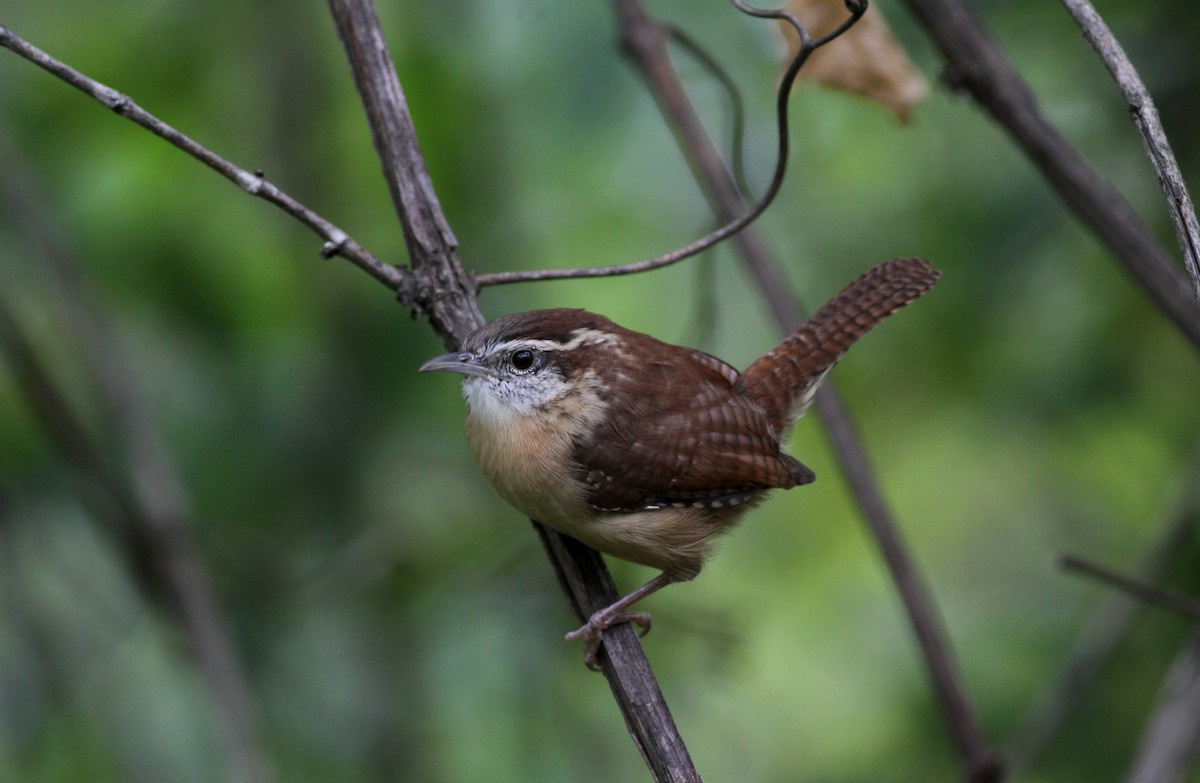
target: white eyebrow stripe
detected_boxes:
[486,328,615,355]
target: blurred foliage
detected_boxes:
[1,1,1199,781]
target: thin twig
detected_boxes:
[1060,555,1200,623]
[1059,0,1200,309]
[609,2,1002,781]
[472,0,866,288]
[897,0,1200,352]
[0,24,411,301]
[1006,473,1198,773]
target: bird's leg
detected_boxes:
[566,572,678,670]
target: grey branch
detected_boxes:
[324,0,479,344]
[0,24,411,300]
[1058,0,1200,310]
[324,0,699,779]
[898,0,1200,353]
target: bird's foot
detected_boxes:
[566,608,653,671]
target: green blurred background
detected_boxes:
[1,1,1199,781]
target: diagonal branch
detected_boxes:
[1061,555,1200,623]
[1058,0,1200,309]
[323,0,479,344]
[897,0,1200,352]
[324,1,700,779]
[609,2,1002,781]
[0,24,410,299]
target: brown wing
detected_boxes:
[681,347,741,387]
[576,346,813,512]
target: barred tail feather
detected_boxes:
[737,257,940,433]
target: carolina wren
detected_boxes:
[421,257,940,668]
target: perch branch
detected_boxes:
[1059,0,1200,309]
[0,25,411,300]
[609,2,1002,781]
[897,0,1200,351]
[324,0,699,779]
[536,528,703,782]
[324,0,479,343]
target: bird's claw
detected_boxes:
[566,609,653,671]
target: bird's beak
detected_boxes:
[419,351,490,378]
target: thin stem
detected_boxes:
[473,0,866,288]
[1058,0,1200,309]
[0,24,411,300]
[897,0,1200,351]
[1060,555,1200,623]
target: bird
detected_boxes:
[420,257,940,668]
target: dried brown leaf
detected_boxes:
[780,0,928,123]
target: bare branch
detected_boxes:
[325,1,699,779]
[897,0,1200,352]
[324,0,481,344]
[473,0,866,288]
[536,527,701,782]
[1007,478,1198,773]
[0,24,411,300]
[1059,0,1200,310]
[609,2,1002,781]
[1061,555,1200,622]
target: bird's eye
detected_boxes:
[509,349,537,372]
